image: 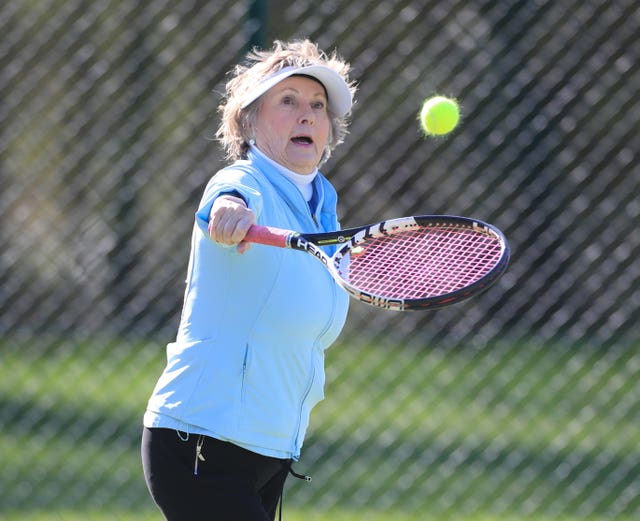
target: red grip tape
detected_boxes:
[243,225,291,248]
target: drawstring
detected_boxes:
[194,435,206,475]
[179,431,311,520]
[288,465,311,482]
[278,462,311,521]
[176,429,205,476]
[174,429,205,475]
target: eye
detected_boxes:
[312,100,326,110]
[282,95,295,105]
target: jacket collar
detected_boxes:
[247,148,327,225]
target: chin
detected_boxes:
[291,157,320,174]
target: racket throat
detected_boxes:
[290,236,329,266]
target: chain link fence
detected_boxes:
[1,0,639,519]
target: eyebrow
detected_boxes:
[278,86,327,99]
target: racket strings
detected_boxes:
[337,226,504,299]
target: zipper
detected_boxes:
[308,185,321,228]
[292,281,339,455]
[292,352,316,455]
[302,187,319,228]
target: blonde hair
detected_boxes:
[216,39,356,164]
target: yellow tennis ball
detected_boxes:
[419,96,460,136]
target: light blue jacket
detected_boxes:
[144,149,350,459]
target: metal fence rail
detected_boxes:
[1,0,638,518]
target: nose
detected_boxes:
[298,104,315,125]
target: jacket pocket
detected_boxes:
[148,339,247,428]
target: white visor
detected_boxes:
[240,65,353,116]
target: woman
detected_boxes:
[142,39,357,520]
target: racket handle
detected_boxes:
[243,224,294,248]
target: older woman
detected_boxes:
[142,40,356,520]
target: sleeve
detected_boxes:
[194,167,264,236]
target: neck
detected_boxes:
[251,144,317,201]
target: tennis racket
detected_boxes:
[243,215,510,311]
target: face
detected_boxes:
[252,76,330,174]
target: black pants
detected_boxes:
[142,427,291,521]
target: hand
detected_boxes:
[208,195,256,254]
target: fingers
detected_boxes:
[236,240,252,254]
[208,195,255,252]
[211,211,253,243]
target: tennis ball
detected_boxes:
[419,96,460,136]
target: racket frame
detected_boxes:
[329,216,509,311]
[245,215,510,311]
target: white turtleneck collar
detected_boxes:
[250,143,317,202]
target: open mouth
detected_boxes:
[291,135,313,145]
